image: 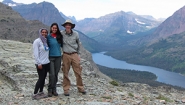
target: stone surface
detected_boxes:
[0,39,185,105]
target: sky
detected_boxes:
[1,0,185,20]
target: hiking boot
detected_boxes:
[79,91,86,95]
[48,92,52,97]
[64,92,69,96]
[32,94,44,100]
[38,92,48,98]
[52,91,58,96]
[32,94,39,100]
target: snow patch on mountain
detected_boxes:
[6,3,17,6]
[135,19,146,25]
[127,30,134,34]
[99,29,104,32]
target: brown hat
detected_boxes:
[62,19,75,29]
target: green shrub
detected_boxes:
[101,96,112,99]
[156,94,172,102]
[128,93,134,97]
[109,80,118,86]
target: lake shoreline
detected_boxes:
[97,64,185,90]
[92,52,185,88]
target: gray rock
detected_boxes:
[0,39,185,105]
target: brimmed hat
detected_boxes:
[62,19,75,29]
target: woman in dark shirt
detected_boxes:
[47,23,63,97]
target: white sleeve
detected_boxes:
[33,39,41,65]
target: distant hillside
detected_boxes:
[2,0,23,6]
[144,5,185,44]
[59,12,77,24]
[77,30,103,52]
[11,1,65,30]
[98,65,185,90]
[60,11,77,23]
[107,31,185,74]
[106,6,185,74]
[2,0,102,52]
[76,11,161,45]
[0,2,49,42]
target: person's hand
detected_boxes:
[38,65,42,69]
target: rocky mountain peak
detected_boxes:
[1,2,185,104]
[2,0,23,6]
[2,0,15,4]
[11,1,65,30]
[148,5,185,43]
[75,10,161,45]
[0,2,49,42]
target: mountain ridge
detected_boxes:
[75,11,161,45]
[11,1,66,30]
[145,5,185,44]
[0,2,49,42]
[2,0,101,52]
[106,5,185,74]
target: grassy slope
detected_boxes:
[106,32,185,74]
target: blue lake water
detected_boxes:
[92,52,185,88]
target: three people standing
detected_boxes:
[32,20,85,99]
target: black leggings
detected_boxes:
[34,63,50,94]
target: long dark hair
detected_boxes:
[50,23,63,44]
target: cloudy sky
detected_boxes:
[1,0,185,20]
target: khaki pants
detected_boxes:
[62,53,84,93]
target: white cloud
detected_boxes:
[1,0,185,20]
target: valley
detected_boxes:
[1,1,185,103]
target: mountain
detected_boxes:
[75,11,161,45]
[59,12,68,20]
[0,2,49,42]
[59,12,77,23]
[1,2,185,104]
[8,1,66,30]
[2,0,23,6]
[77,30,103,52]
[140,15,157,21]
[68,16,77,22]
[127,12,159,21]
[145,6,185,44]
[106,6,185,74]
[2,0,101,52]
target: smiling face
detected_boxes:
[41,29,48,38]
[65,23,72,33]
[51,25,58,34]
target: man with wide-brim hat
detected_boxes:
[60,19,86,96]
[62,19,75,29]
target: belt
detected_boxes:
[63,52,77,55]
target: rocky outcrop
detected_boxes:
[0,39,185,105]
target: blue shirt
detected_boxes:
[47,34,62,57]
